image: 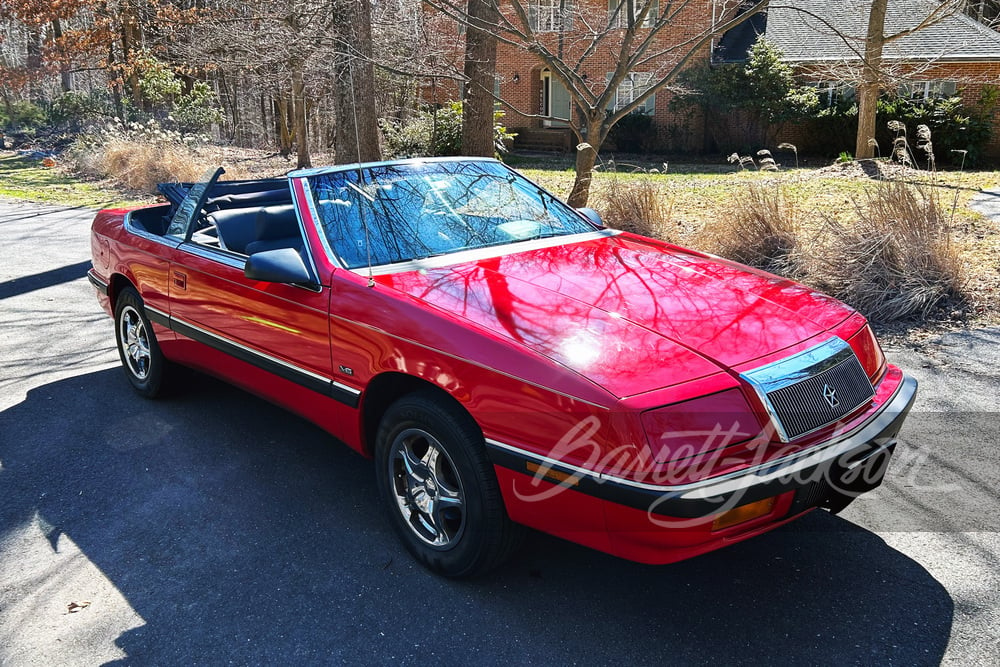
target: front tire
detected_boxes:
[114,286,168,398]
[375,392,523,577]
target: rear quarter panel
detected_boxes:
[91,205,176,340]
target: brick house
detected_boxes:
[715,0,1000,156]
[492,0,732,153]
[490,0,1000,155]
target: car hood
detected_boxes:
[378,234,855,398]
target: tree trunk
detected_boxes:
[333,0,381,164]
[52,19,73,92]
[276,94,293,158]
[855,0,887,159]
[461,0,499,157]
[292,67,311,169]
[26,28,42,102]
[121,5,144,110]
[566,117,604,208]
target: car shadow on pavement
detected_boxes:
[0,260,93,300]
[0,369,953,665]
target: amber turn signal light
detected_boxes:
[526,461,580,486]
[711,496,776,531]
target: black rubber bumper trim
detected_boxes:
[487,374,918,519]
[87,269,109,295]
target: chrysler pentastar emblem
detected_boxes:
[823,383,840,409]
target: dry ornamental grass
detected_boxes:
[816,181,964,323]
[694,180,807,280]
[593,173,673,239]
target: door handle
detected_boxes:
[172,271,187,290]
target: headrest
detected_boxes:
[255,205,299,241]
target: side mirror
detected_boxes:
[245,248,314,285]
[576,207,604,228]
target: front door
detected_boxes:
[542,69,571,128]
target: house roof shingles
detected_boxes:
[717,0,1000,63]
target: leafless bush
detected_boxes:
[593,175,672,238]
[817,181,963,322]
[696,180,806,279]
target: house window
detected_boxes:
[532,0,573,32]
[609,71,655,113]
[814,81,856,107]
[898,80,958,100]
[608,1,658,29]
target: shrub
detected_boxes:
[607,110,656,154]
[87,137,207,191]
[0,100,47,131]
[800,91,995,166]
[695,180,805,279]
[674,38,818,151]
[816,181,963,322]
[170,81,224,133]
[593,174,671,238]
[381,102,515,158]
[49,92,113,131]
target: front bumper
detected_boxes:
[489,372,916,520]
[488,369,916,564]
[599,373,917,518]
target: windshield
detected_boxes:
[305,160,596,269]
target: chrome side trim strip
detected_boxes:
[144,305,170,325]
[485,438,603,482]
[331,379,361,396]
[158,311,361,406]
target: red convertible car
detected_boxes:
[89,158,917,576]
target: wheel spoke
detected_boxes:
[436,484,463,506]
[399,441,428,485]
[422,444,440,471]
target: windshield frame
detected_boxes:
[165,166,225,240]
[296,157,608,274]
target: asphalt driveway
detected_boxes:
[1,200,998,665]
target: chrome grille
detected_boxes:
[741,338,876,442]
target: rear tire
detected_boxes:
[114,286,169,398]
[374,392,524,577]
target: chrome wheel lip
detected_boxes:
[119,305,151,380]
[388,427,466,550]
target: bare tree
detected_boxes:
[429,1,770,207]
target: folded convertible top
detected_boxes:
[157,177,291,209]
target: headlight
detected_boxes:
[641,388,764,464]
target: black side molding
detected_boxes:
[149,307,360,409]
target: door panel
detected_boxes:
[168,244,332,388]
